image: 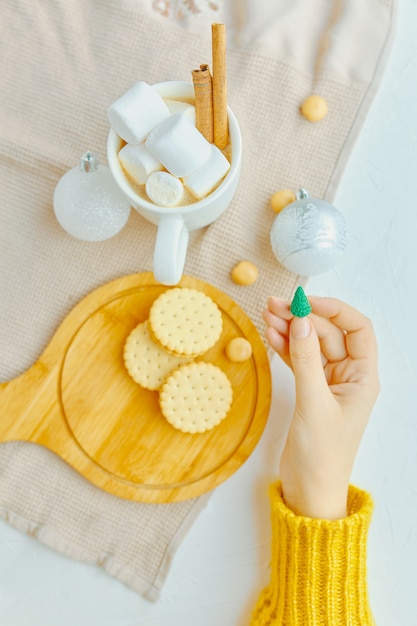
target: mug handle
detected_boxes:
[153,215,189,286]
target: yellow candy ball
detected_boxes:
[231,260,259,286]
[270,189,296,213]
[300,95,328,122]
[225,337,253,362]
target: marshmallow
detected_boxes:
[107,81,171,144]
[182,144,230,199]
[118,143,163,185]
[145,171,184,207]
[145,113,211,178]
[164,99,196,124]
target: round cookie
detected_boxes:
[149,287,223,357]
[159,362,233,434]
[124,321,190,390]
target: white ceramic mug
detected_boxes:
[107,81,242,285]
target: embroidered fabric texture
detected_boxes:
[152,0,224,20]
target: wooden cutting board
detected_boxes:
[0,273,272,503]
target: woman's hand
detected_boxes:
[262,295,380,520]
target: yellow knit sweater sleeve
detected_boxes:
[250,482,374,626]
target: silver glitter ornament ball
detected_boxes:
[270,189,347,275]
[53,151,131,242]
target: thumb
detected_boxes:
[289,316,328,406]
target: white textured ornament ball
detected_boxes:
[270,190,347,275]
[53,152,131,242]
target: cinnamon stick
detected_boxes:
[211,23,228,149]
[191,64,214,143]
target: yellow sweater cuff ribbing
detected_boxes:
[250,482,374,626]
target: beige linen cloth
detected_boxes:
[0,0,395,601]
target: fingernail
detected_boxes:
[291,316,311,339]
[268,295,285,305]
[268,296,290,310]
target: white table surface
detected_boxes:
[1,2,416,625]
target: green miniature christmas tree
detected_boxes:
[290,286,312,317]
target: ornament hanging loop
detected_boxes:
[80,151,100,173]
[297,188,309,200]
